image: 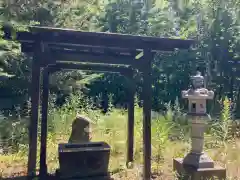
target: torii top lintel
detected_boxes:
[3,25,194,52]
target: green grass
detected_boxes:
[1,96,240,179]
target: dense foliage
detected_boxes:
[0,0,239,115]
[0,1,240,177]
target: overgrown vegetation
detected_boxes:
[0,0,239,112]
[1,94,240,179]
[0,0,240,179]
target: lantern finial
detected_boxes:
[191,71,204,89]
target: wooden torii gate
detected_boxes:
[3,25,194,180]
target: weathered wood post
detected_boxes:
[27,41,43,178]
[142,49,153,180]
[39,68,50,178]
[173,71,226,180]
[124,70,135,167]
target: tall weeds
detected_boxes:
[1,94,240,177]
[211,97,233,142]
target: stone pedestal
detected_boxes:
[173,117,226,179]
[183,152,214,169]
[58,142,110,179]
[182,117,214,169]
[173,158,226,180]
[55,169,112,180]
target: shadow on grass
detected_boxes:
[0,177,29,180]
[0,174,114,180]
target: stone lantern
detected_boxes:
[173,71,226,180]
[182,71,214,168]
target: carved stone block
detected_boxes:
[58,142,110,179]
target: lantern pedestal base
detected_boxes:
[173,158,226,180]
[183,152,214,169]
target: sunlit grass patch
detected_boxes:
[1,96,240,179]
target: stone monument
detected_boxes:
[173,71,226,180]
[57,114,111,179]
[68,114,93,143]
